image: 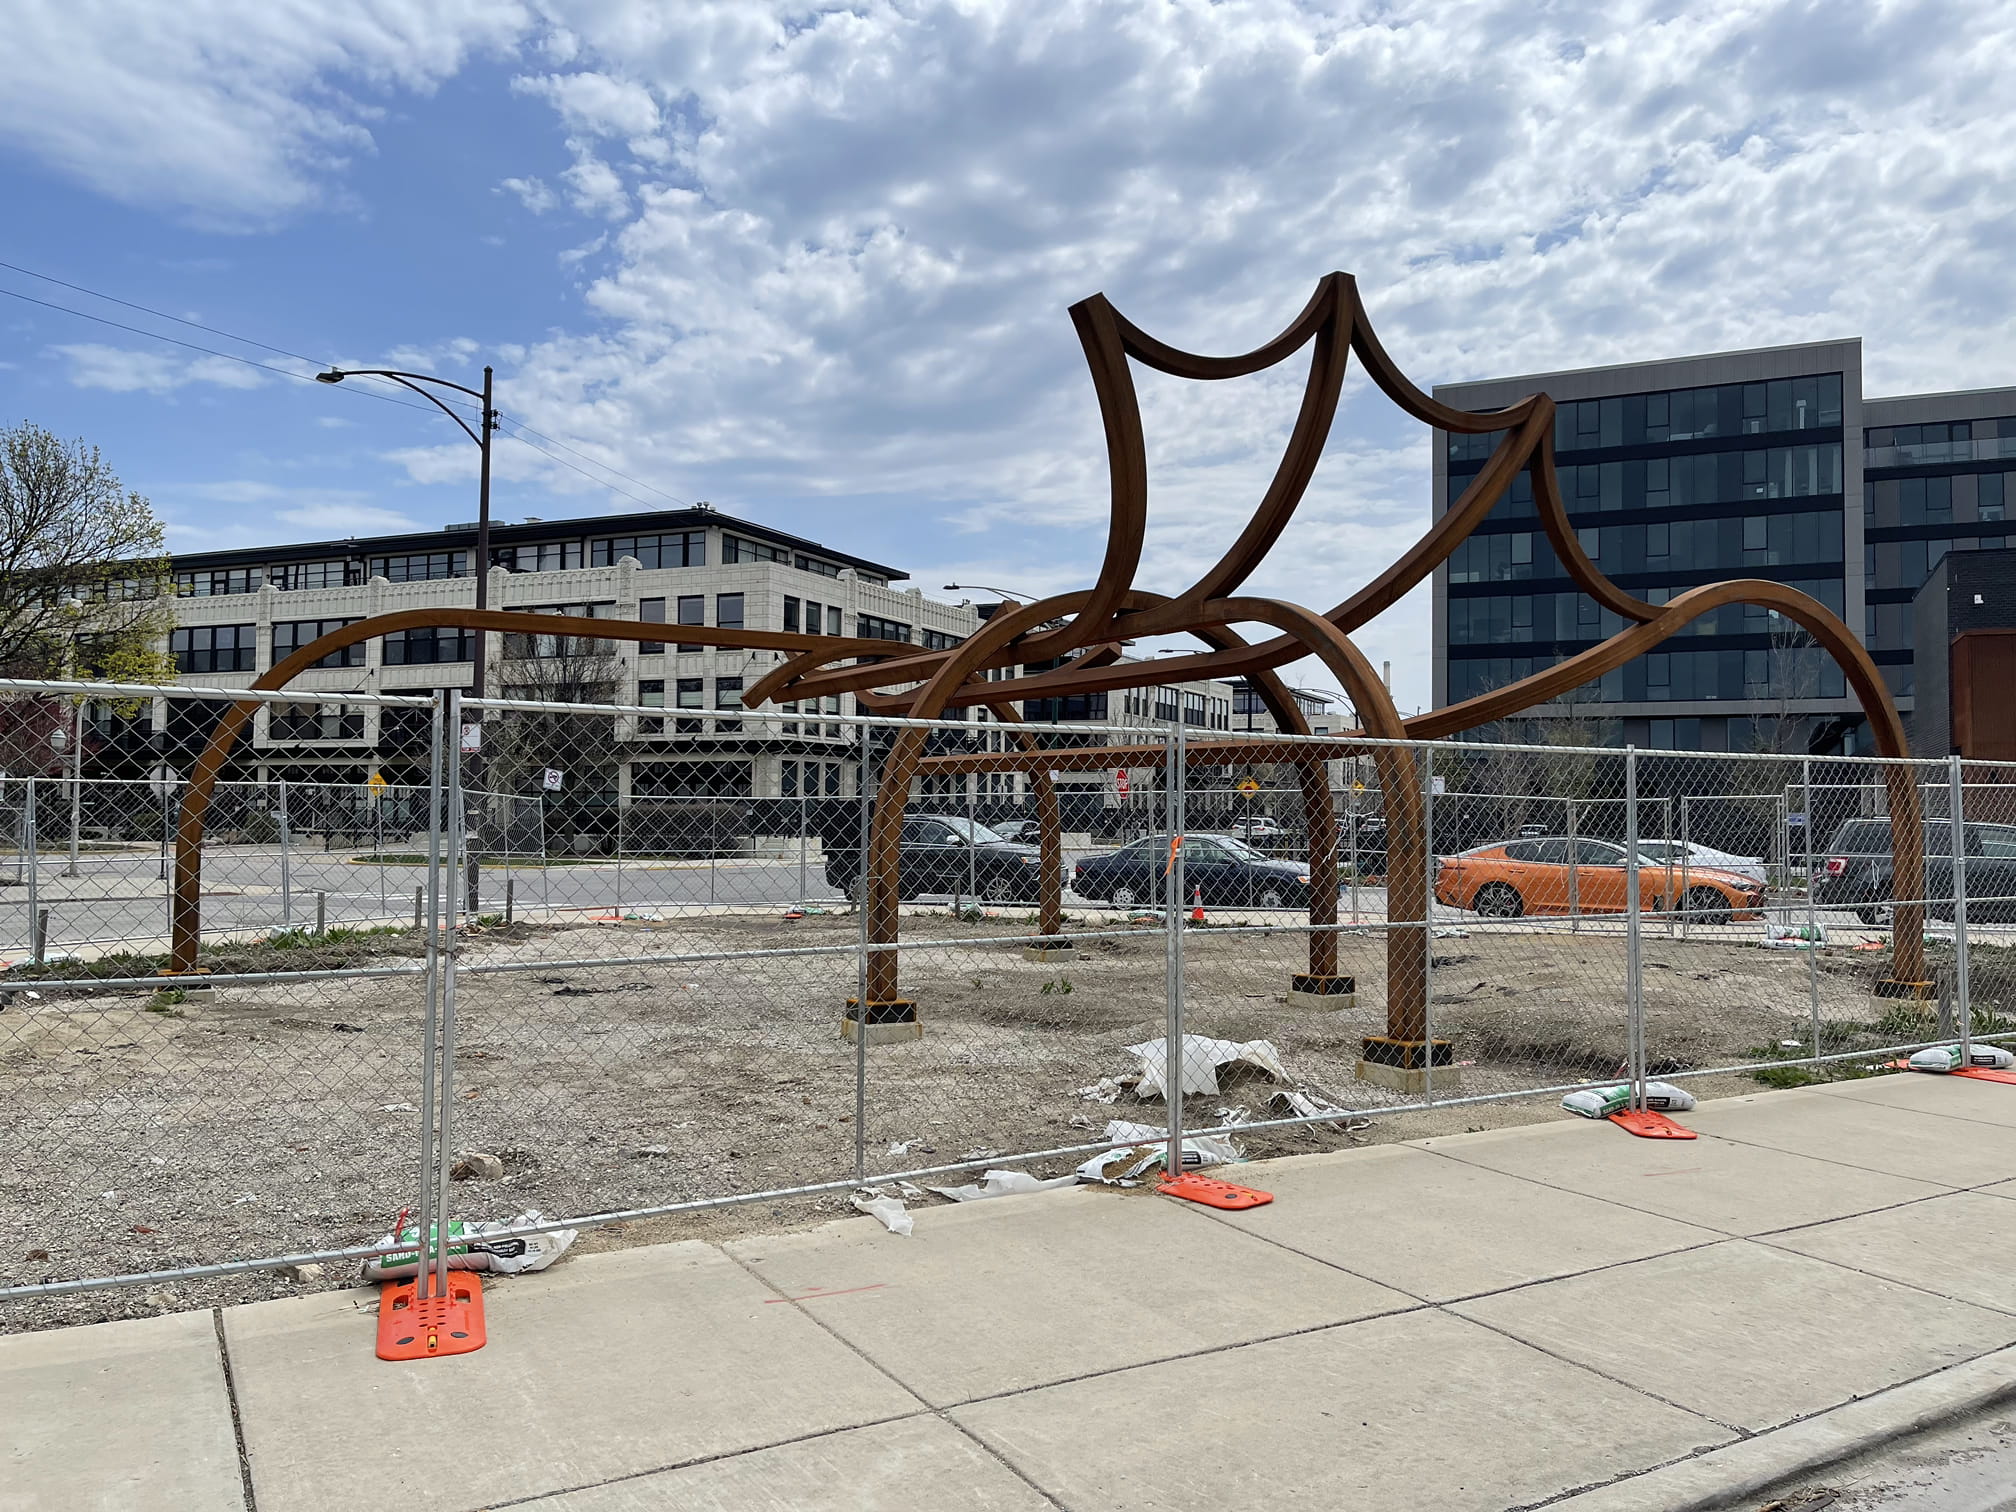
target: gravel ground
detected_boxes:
[0,909,1936,1334]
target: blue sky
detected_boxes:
[4,0,2015,716]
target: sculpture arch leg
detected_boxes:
[985,701,1065,939]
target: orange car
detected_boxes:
[1434,836,1764,923]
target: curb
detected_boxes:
[1548,1341,2016,1511]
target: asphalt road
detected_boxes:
[0,841,1950,961]
[1744,1406,2016,1510]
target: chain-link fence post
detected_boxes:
[1803,756,1822,1069]
[413,689,448,1301]
[797,790,809,905]
[854,729,873,1184]
[22,776,38,962]
[1950,753,1973,1060]
[1163,719,1186,1179]
[1347,797,1360,926]
[431,687,467,1299]
[1423,743,1436,1105]
[1624,746,1646,1111]
[1566,795,1580,933]
[63,700,82,879]
[279,779,294,930]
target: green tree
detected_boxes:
[0,422,174,681]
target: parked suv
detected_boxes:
[1814,817,2016,923]
[824,815,1042,903]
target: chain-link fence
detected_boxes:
[2,676,2004,1322]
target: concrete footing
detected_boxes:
[842,999,922,1045]
[1356,1035,1458,1096]
[1872,978,1935,1001]
[1022,939,1076,965]
[1288,973,1356,1011]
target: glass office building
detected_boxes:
[1432,339,2016,755]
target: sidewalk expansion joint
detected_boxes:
[212,1307,259,1512]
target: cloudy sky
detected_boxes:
[3,0,2013,712]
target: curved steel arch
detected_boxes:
[165,275,1929,1031]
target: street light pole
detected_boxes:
[316,363,497,700]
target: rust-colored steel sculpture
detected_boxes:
[166,274,1928,1054]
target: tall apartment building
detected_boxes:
[1430,343,2016,756]
[92,506,1241,812]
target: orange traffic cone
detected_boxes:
[1190,886,1205,924]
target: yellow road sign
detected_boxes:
[1237,778,1261,793]
[366,771,388,798]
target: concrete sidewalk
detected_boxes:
[12,1073,2016,1511]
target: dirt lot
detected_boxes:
[0,909,1961,1333]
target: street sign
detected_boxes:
[1351,780,1366,794]
[1431,776,1447,796]
[1787,812,1807,827]
[1113,769,1129,797]
[366,771,389,799]
[1237,778,1261,794]
[542,768,564,792]
[147,763,180,801]
[460,723,483,753]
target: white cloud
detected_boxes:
[54,344,268,394]
[17,0,2016,714]
[171,481,419,536]
[500,175,559,214]
[0,0,532,224]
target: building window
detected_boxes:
[675,676,705,734]
[591,532,706,569]
[270,703,364,742]
[637,678,665,735]
[722,535,790,565]
[677,594,704,652]
[174,567,261,597]
[716,593,744,630]
[782,759,799,797]
[714,676,743,733]
[639,597,665,654]
[784,596,800,633]
[856,614,910,643]
[371,551,468,582]
[922,628,963,651]
[170,624,256,673]
[383,627,473,665]
[273,618,364,669]
[795,554,842,578]
[493,541,583,573]
[268,560,354,590]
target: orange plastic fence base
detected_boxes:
[376,1272,486,1361]
[1608,1109,1698,1140]
[1157,1173,1274,1209]
[1955,1067,2016,1085]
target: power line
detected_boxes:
[0,284,443,418]
[0,259,700,511]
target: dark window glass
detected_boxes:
[721,535,789,565]
[383,627,473,665]
[856,615,911,643]
[273,618,364,669]
[371,552,467,582]
[677,595,704,653]
[716,593,744,630]
[783,596,800,633]
[267,560,354,590]
[270,703,364,741]
[591,532,706,569]
[639,597,665,654]
[170,624,257,673]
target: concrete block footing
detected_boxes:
[1356,1035,1458,1095]
[843,999,922,1045]
[1873,979,1936,1002]
[1288,974,1356,1011]
[1022,940,1076,964]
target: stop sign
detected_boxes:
[1114,769,1130,796]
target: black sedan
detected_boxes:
[825,815,1044,903]
[1072,832,1315,910]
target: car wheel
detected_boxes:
[980,873,1022,904]
[1255,885,1288,910]
[1683,886,1732,926]
[1109,883,1141,909]
[1473,881,1523,919]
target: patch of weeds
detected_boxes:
[472,913,506,929]
[144,985,186,1016]
[258,925,406,951]
[1039,977,1074,995]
